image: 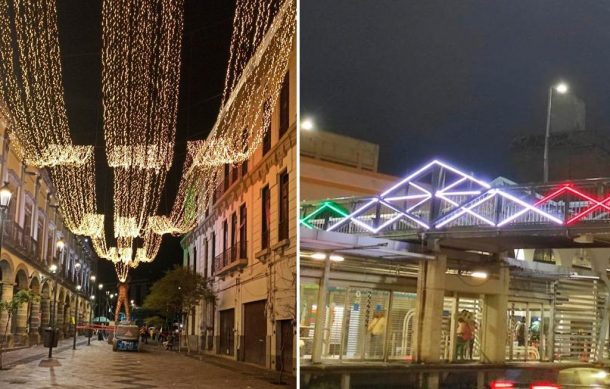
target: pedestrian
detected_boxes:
[367,306,386,358]
[455,317,472,360]
[516,318,525,347]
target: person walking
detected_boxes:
[456,317,472,361]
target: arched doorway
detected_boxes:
[0,258,14,341]
[13,268,28,345]
[29,276,41,344]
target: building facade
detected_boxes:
[0,115,95,347]
[181,47,296,373]
[300,129,396,202]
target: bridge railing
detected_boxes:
[301,178,610,236]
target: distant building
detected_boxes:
[181,46,296,372]
[0,113,96,347]
[300,129,397,201]
[511,94,610,182]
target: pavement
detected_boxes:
[0,337,296,388]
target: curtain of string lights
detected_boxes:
[0,0,296,282]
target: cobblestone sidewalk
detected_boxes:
[0,337,295,388]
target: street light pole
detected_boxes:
[73,285,81,350]
[47,238,63,359]
[543,82,569,183]
[0,182,12,279]
[88,295,94,346]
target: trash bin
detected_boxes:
[85,328,93,338]
[43,327,59,348]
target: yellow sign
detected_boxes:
[71,316,75,324]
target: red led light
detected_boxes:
[490,380,514,389]
[530,382,560,389]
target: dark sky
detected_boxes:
[55,0,236,286]
[301,1,610,182]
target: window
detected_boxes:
[262,102,271,155]
[261,186,270,249]
[24,201,33,235]
[193,247,197,273]
[211,232,216,274]
[241,128,249,175]
[223,220,228,265]
[224,164,230,191]
[278,171,289,241]
[230,213,237,260]
[239,204,247,258]
[279,72,290,138]
[203,239,208,278]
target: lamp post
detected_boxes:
[0,182,12,263]
[543,82,569,183]
[73,285,81,350]
[47,238,63,360]
[88,295,94,346]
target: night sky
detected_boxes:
[301,1,610,182]
[54,0,236,287]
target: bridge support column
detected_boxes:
[481,266,509,363]
[416,255,446,363]
[311,257,331,363]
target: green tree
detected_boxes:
[143,266,214,352]
[0,289,37,369]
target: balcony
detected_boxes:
[213,241,248,276]
[3,220,39,262]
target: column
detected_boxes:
[311,257,331,363]
[481,266,509,363]
[416,255,447,363]
[63,303,71,336]
[14,299,29,345]
[56,301,64,338]
[40,295,50,328]
[0,283,14,341]
[29,296,41,344]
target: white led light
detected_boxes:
[329,254,344,262]
[470,271,488,279]
[311,252,327,260]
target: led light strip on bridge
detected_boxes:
[309,159,610,235]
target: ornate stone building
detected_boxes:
[0,114,96,347]
[181,47,296,372]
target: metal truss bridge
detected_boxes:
[300,160,610,250]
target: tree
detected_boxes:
[0,289,37,370]
[143,266,214,353]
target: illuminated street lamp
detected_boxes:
[301,118,314,131]
[0,183,13,277]
[73,285,82,350]
[47,239,63,361]
[543,81,569,183]
[88,295,95,345]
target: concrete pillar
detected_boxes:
[481,266,509,363]
[0,283,13,338]
[29,296,41,344]
[40,296,50,328]
[56,301,64,338]
[14,299,29,345]
[63,303,71,336]
[417,255,447,363]
[311,257,331,363]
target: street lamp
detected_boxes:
[301,118,314,131]
[73,285,81,350]
[0,182,12,272]
[543,82,569,182]
[88,295,95,346]
[47,240,61,361]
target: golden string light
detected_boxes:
[190,0,296,168]
[157,0,295,237]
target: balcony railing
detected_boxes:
[3,220,38,262]
[213,241,248,275]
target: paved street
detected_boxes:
[0,337,295,388]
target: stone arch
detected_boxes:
[29,275,40,294]
[55,288,66,337]
[28,276,41,344]
[12,268,29,343]
[0,256,15,283]
[40,281,51,329]
[63,292,71,336]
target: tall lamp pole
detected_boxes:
[73,284,81,350]
[48,238,63,359]
[543,82,569,183]
[88,274,95,346]
[0,182,12,274]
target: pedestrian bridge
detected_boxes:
[300,159,610,250]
